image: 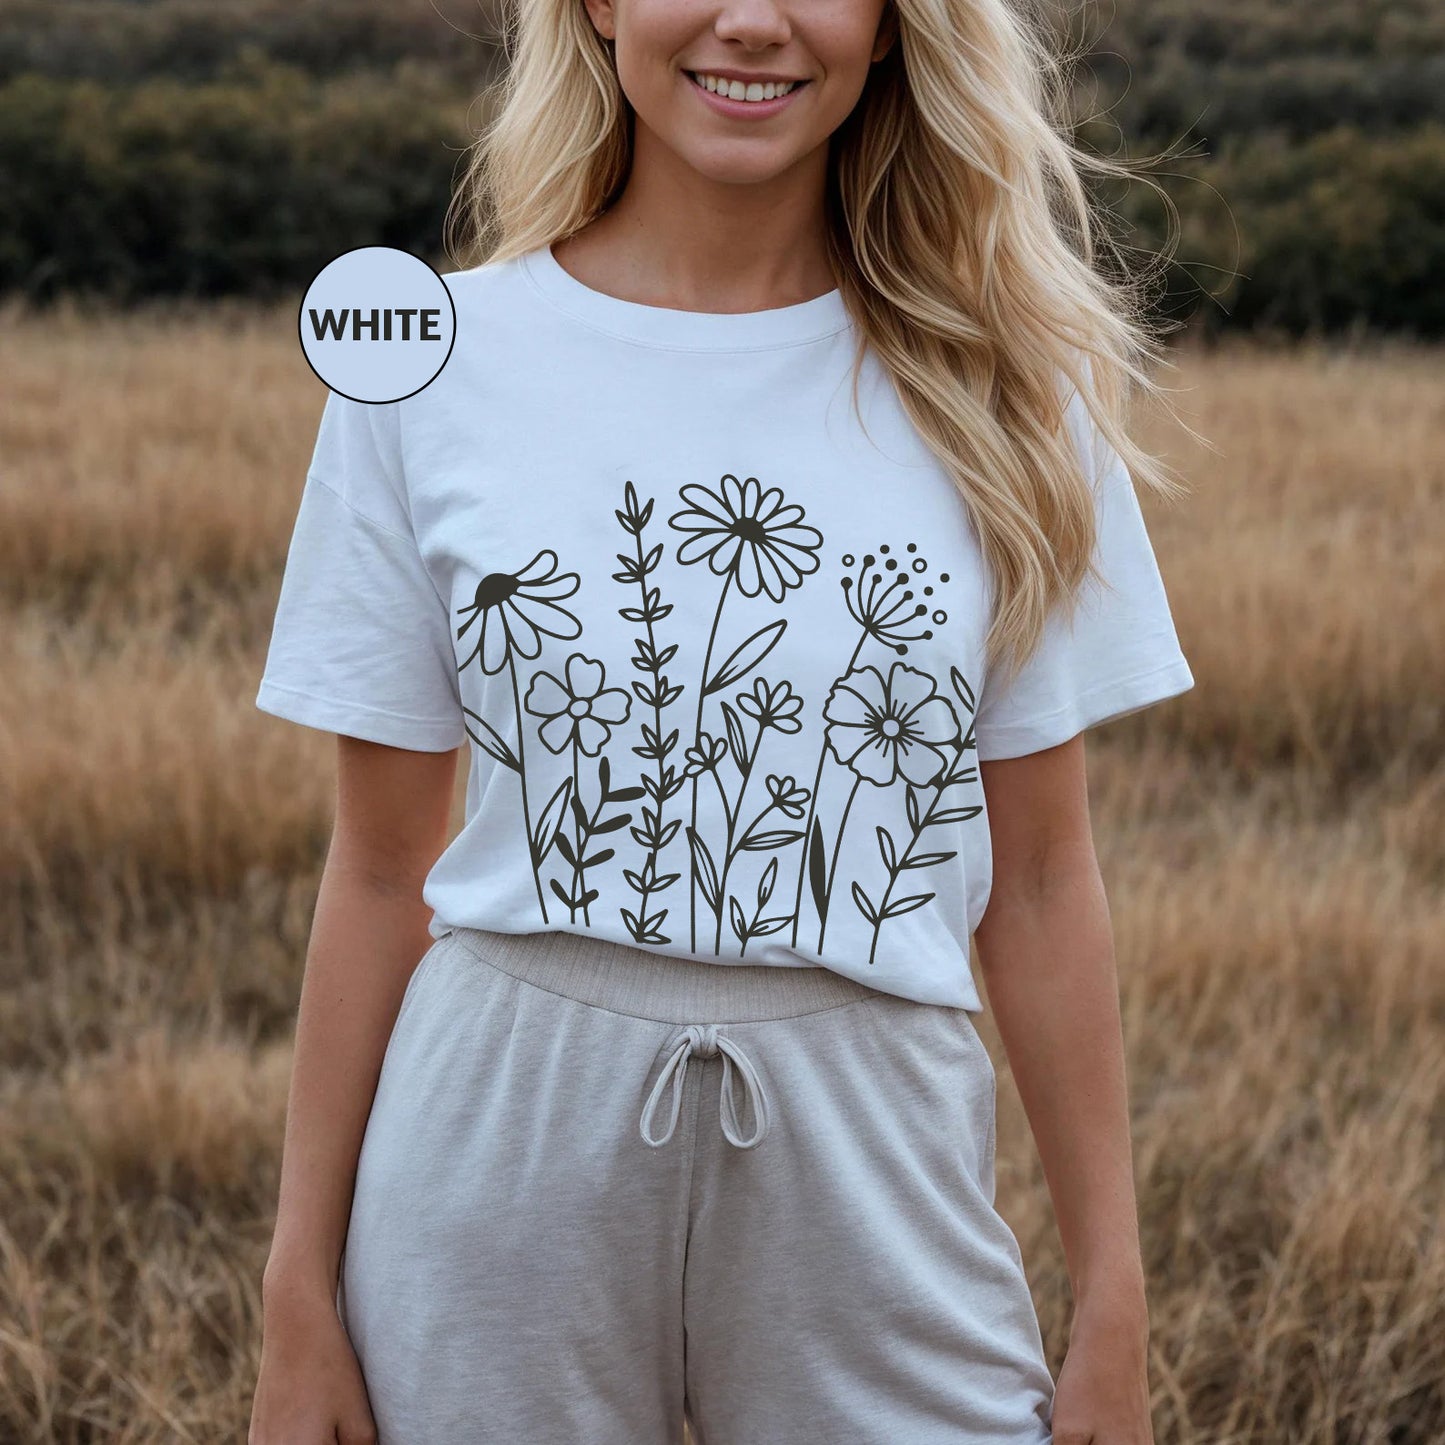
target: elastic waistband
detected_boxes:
[446,926,886,1025]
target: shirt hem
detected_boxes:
[974,654,1195,761]
[255,680,465,752]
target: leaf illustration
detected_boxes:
[531,776,574,863]
[593,813,632,835]
[721,701,748,772]
[554,832,577,867]
[729,897,748,943]
[580,848,615,870]
[905,786,920,832]
[808,816,828,925]
[851,881,878,925]
[880,892,934,920]
[739,829,803,851]
[900,850,957,869]
[950,665,977,714]
[687,827,721,912]
[757,857,778,908]
[704,620,786,696]
[464,711,520,772]
[752,916,791,937]
[876,826,896,872]
[929,806,984,826]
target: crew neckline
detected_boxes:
[519,240,852,351]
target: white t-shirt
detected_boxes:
[256,242,1194,1009]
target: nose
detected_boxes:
[712,0,793,51]
[639,1023,772,1150]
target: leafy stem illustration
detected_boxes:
[552,753,643,925]
[730,856,794,956]
[613,481,686,945]
[669,474,824,954]
[711,696,806,952]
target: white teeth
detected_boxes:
[692,72,796,102]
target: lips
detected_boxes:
[686,70,808,104]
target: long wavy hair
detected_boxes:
[445,0,1190,685]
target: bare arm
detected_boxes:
[975,733,1152,1430]
[261,736,460,1309]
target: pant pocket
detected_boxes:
[388,928,460,1043]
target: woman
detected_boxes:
[249,0,1194,1441]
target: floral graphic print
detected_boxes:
[454,472,984,966]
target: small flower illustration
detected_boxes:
[764,774,810,819]
[525,654,632,756]
[736,677,804,735]
[822,662,960,787]
[669,474,823,601]
[682,732,729,778]
[456,549,583,674]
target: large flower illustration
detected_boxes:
[524,654,632,756]
[455,549,582,674]
[822,662,960,787]
[669,474,823,601]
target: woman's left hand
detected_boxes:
[1047,1298,1155,1445]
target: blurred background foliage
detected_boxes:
[0,0,1441,335]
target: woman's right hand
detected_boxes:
[249,1285,377,1445]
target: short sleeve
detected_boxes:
[254,390,466,751]
[973,377,1195,761]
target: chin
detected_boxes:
[672,138,802,188]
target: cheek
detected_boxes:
[811,16,884,88]
[611,1,697,94]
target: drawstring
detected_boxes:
[639,1024,771,1150]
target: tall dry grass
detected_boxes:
[0,302,1441,1442]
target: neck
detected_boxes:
[552,123,836,314]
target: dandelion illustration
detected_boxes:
[841,543,947,653]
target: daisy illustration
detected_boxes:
[669,474,823,601]
[455,549,582,674]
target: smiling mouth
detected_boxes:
[686,71,809,103]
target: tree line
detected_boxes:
[1,0,1441,334]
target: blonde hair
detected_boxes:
[446,0,1190,685]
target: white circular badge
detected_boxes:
[299,246,456,404]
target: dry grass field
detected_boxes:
[0,304,1441,1443]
